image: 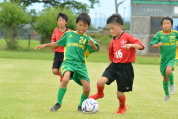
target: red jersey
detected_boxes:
[51,28,70,52]
[108,32,144,63]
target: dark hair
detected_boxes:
[57,12,68,22]
[76,13,91,26]
[107,13,123,25]
[161,17,173,26]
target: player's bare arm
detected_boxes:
[35,42,58,50]
[88,40,98,51]
[122,44,143,49]
[152,42,162,48]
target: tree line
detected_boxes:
[0,0,99,50]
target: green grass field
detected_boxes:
[1,58,178,119]
[0,39,160,64]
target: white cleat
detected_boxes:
[170,85,175,95]
[164,95,170,101]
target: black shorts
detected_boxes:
[102,62,134,92]
[52,52,64,69]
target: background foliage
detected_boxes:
[0,1,32,49]
[34,8,77,44]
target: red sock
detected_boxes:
[58,73,63,82]
[118,95,126,108]
[97,83,104,95]
[88,83,104,99]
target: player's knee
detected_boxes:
[117,92,124,98]
[84,87,90,95]
[62,78,69,85]
[97,81,105,87]
[166,70,172,75]
[52,69,59,75]
[97,77,108,86]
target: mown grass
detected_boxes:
[0,58,178,119]
[0,39,160,64]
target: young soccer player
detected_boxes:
[51,12,70,82]
[89,13,144,114]
[35,13,99,112]
[150,17,178,101]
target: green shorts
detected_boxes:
[160,59,175,76]
[60,60,89,86]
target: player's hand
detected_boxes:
[122,44,131,49]
[157,42,162,47]
[34,44,46,50]
[88,39,95,46]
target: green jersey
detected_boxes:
[57,30,99,63]
[150,30,178,75]
[150,30,178,62]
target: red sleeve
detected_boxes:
[128,34,144,50]
[51,28,57,42]
[108,39,114,61]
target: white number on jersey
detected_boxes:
[116,49,122,58]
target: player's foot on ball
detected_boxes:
[115,105,129,115]
[77,106,82,112]
[170,85,175,95]
[88,93,104,100]
[50,103,61,111]
[164,95,170,101]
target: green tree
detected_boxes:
[2,0,100,13]
[34,8,77,44]
[123,21,130,30]
[0,1,32,49]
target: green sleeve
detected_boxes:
[87,40,99,53]
[150,32,160,45]
[56,32,68,46]
[84,36,99,58]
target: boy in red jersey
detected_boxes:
[51,12,70,82]
[89,14,144,114]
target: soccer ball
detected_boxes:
[81,98,99,114]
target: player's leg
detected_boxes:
[52,52,64,82]
[166,65,175,94]
[168,73,175,94]
[116,92,128,114]
[50,71,71,111]
[160,64,171,101]
[88,77,108,100]
[89,63,116,100]
[115,63,133,114]
[78,79,90,112]
[52,68,62,79]
[163,74,170,101]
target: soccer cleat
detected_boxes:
[50,103,61,111]
[77,106,82,112]
[115,105,129,115]
[88,93,104,100]
[170,85,175,95]
[164,95,170,101]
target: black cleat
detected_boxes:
[78,106,82,112]
[50,103,61,112]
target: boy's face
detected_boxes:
[57,17,67,28]
[76,20,89,34]
[107,23,123,37]
[162,20,172,32]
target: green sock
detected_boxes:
[78,93,88,106]
[57,88,67,104]
[168,73,174,85]
[163,81,169,95]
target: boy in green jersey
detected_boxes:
[150,17,178,101]
[35,13,99,111]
